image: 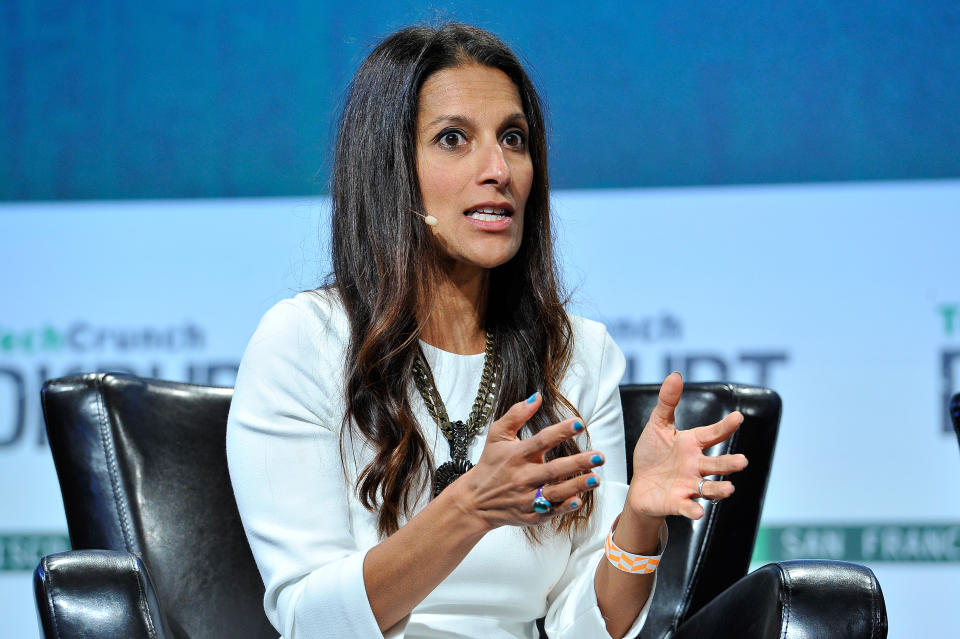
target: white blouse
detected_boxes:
[226,291,654,638]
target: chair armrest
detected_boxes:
[35,549,171,639]
[672,560,887,639]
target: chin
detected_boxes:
[475,246,522,270]
[446,249,517,272]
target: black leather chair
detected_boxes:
[34,374,887,638]
[35,374,274,639]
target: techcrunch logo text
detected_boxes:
[0,322,205,355]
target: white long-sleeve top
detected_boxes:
[226,291,655,638]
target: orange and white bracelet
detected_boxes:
[604,518,668,574]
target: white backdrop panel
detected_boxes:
[1,181,957,637]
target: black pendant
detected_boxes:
[433,458,474,496]
[433,420,474,496]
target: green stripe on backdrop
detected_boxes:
[4,525,960,571]
[752,524,960,563]
[1,533,70,571]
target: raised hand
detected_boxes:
[454,392,604,530]
[626,373,748,520]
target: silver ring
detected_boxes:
[698,477,720,505]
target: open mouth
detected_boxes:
[464,206,513,221]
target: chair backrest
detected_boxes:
[42,374,779,639]
[41,373,276,639]
[620,383,781,638]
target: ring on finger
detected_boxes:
[698,477,721,505]
[532,486,553,514]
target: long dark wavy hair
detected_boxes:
[327,23,593,538]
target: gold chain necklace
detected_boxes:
[412,330,500,496]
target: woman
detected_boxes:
[226,23,747,639]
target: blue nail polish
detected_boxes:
[591,454,603,464]
[526,392,538,404]
[573,421,584,432]
[586,476,599,487]
[570,501,579,509]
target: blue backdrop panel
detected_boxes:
[2,1,959,199]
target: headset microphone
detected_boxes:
[411,210,439,226]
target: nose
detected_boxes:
[477,141,511,189]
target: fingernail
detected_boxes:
[586,476,599,487]
[526,392,538,404]
[590,454,603,465]
[572,421,584,432]
[570,501,579,509]
[672,370,683,379]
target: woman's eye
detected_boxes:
[502,130,526,149]
[438,130,467,148]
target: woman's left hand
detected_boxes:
[626,372,749,520]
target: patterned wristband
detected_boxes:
[604,518,668,574]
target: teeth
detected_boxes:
[466,207,508,221]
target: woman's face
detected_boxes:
[416,63,533,274]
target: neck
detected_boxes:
[420,265,489,355]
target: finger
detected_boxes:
[694,411,744,448]
[679,499,705,520]
[487,391,541,441]
[696,479,736,502]
[546,493,588,515]
[516,416,585,459]
[698,453,748,476]
[538,473,601,506]
[530,451,605,485]
[649,372,683,429]
[561,496,585,513]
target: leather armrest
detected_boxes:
[35,549,171,639]
[672,560,887,639]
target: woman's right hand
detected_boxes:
[450,392,606,531]
[363,391,602,632]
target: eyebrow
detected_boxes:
[424,112,528,129]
